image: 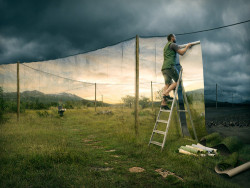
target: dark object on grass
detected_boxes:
[58,105,66,117]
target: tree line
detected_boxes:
[121,95,153,109]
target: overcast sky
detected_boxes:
[0,0,250,102]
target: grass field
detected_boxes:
[0,107,243,188]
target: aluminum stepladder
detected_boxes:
[148,68,198,150]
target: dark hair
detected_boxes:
[167,34,174,41]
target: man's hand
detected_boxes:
[177,43,192,56]
[186,43,192,48]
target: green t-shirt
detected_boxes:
[162,42,179,70]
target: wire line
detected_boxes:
[140,19,250,38]
[175,19,250,36]
[21,63,137,86]
[21,63,94,85]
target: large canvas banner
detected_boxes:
[0,39,136,104]
[0,38,206,138]
[179,42,206,137]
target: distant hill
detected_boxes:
[3,90,90,103]
[204,99,250,107]
[2,90,111,110]
[186,88,204,102]
[186,88,204,95]
[185,89,249,106]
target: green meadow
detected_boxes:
[0,107,242,188]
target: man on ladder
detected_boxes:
[161,34,192,109]
[148,34,198,150]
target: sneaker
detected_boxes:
[160,105,170,110]
[163,95,173,101]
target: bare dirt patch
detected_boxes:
[155,168,184,181]
[92,145,104,149]
[82,139,93,143]
[111,155,120,158]
[91,167,113,172]
[105,149,116,152]
[129,167,145,173]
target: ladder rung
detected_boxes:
[150,141,162,147]
[153,130,166,135]
[178,110,187,112]
[160,109,171,113]
[157,120,169,124]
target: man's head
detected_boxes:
[167,34,176,43]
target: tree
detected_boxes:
[186,93,194,104]
[65,101,74,109]
[121,95,135,108]
[139,96,150,109]
[155,88,164,100]
[122,95,150,109]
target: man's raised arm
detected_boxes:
[177,43,192,56]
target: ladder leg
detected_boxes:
[149,68,199,150]
[161,70,183,150]
[175,85,183,137]
[181,81,198,141]
[162,97,176,150]
[148,110,162,145]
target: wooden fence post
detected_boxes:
[151,81,154,111]
[135,35,139,135]
[95,83,97,112]
[216,83,217,109]
[17,61,20,121]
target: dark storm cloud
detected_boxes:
[0,0,250,101]
[0,0,249,63]
[0,0,143,63]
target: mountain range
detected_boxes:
[3,90,89,103]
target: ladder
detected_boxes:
[149,68,198,150]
